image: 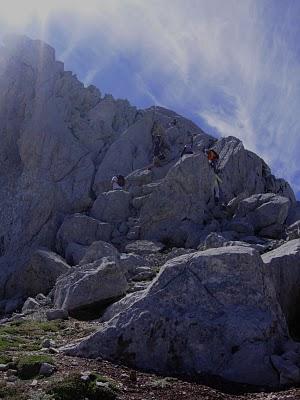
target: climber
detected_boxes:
[111,175,125,190]
[213,173,222,204]
[206,148,219,173]
[181,136,194,157]
[152,135,165,167]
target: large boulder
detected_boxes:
[139,153,215,243]
[56,214,113,255]
[54,258,128,316]
[16,249,70,298]
[213,137,295,204]
[90,190,132,224]
[233,193,290,238]
[262,239,300,335]
[64,246,290,386]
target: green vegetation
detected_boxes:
[0,335,25,352]
[47,373,118,400]
[0,320,65,337]
[0,320,66,354]
[17,354,54,380]
[0,380,26,399]
[0,355,12,364]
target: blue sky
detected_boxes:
[0,0,299,198]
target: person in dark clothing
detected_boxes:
[181,143,194,157]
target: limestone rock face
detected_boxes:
[54,258,128,315]
[0,35,136,308]
[262,239,300,332]
[64,247,289,386]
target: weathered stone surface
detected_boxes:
[200,232,227,250]
[79,241,120,265]
[65,242,88,265]
[90,190,132,224]
[287,221,300,241]
[64,246,289,386]
[56,214,113,255]
[125,240,165,255]
[22,297,40,313]
[262,239,300,332]
[46,308,69,321]
[234,193,290,238]
[120,253,150,278]
[54,258,128,314]
[287,202,300,225]
[16,249,70,298]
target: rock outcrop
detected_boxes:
[1,34,300,389]
[262,239,300,336]
[54,257,128,317]
[64,246,290,386]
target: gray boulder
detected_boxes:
[22,297,40,313]
[287,221,300,240]
[46,308,69,321]
[65,242,88,265]
[56,214,113,255]
[234,193,290,238]
[64,246,290,386]
[18,249,70,298]
[120,253,150,278]
[54,258,128,315]
[125,240,165,255]
[79,241,120,265]
[90,190,131,224]
[262,239,300,332]
[287,201,300,225]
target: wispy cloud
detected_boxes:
[0,0,299,196]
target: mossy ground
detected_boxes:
[47,373,118,400]
[0,316,299,399]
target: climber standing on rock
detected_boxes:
[149,121,167,168]
[205,148,224,206]
[181,135,194,157]
[206,148,219,173]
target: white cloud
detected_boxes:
[0,0,299,195]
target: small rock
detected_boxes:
[125,240,165,255]
[46,308,69,321]
[31,379,38,386]
[48,347,59,354]
[22,297,40,313]
[7,375,17,382]
[0,364,8,371]
[7,369,18,376]
[39,363,56,377]
[42,338,56,348]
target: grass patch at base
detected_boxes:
[47,373,118,400]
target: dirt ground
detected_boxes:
[0,317,300,400]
